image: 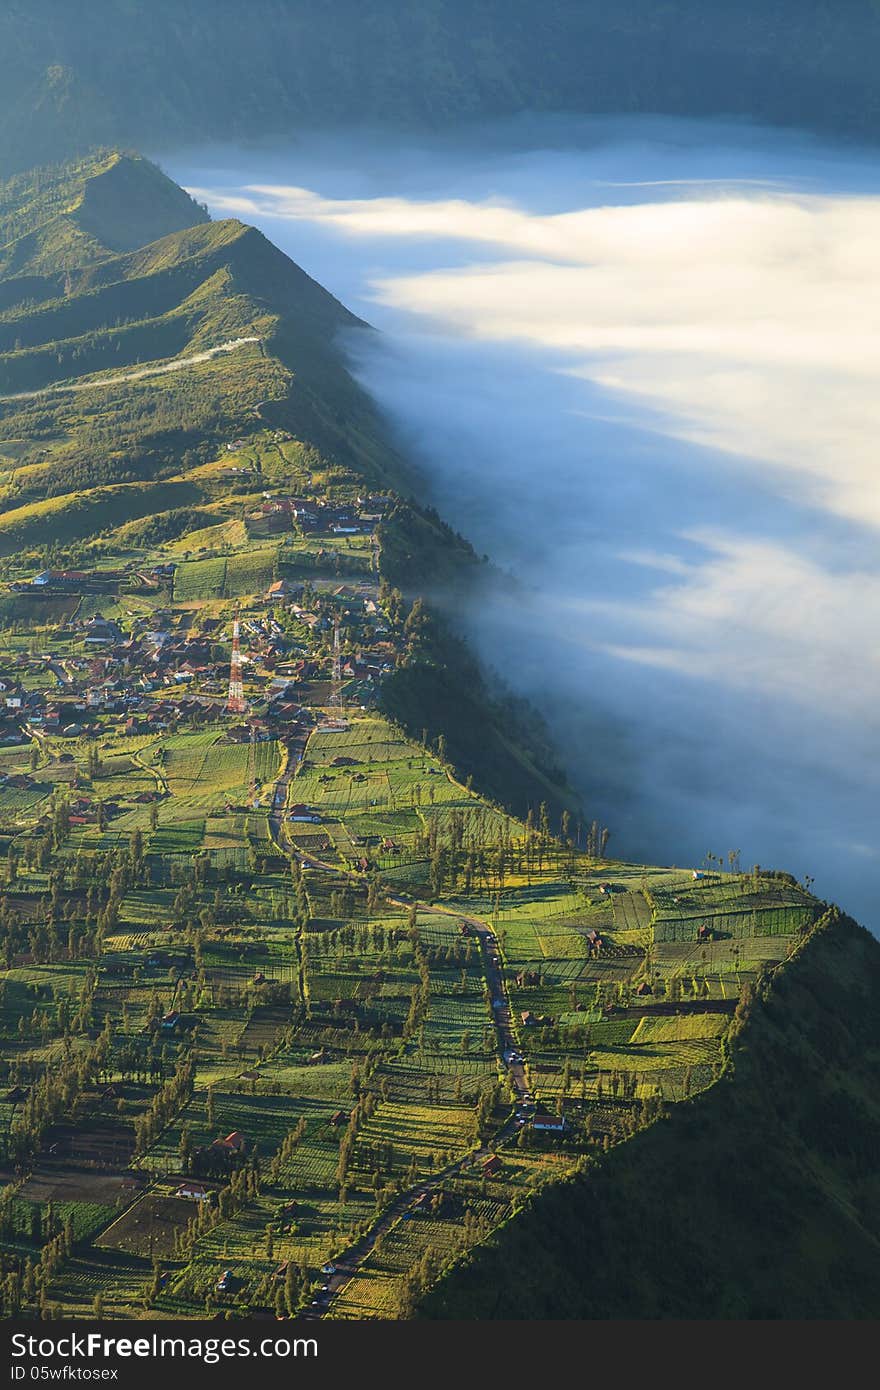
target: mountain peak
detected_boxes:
[73,150,211,252]
[0,150,210,278]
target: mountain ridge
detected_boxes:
[2,2,880,176]
[0,151,210,275]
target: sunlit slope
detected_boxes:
[0,150,578,828]
[0,150,210,280]
[0,209,364,398]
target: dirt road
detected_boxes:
[0,337,261,403]
[267,728,311,847]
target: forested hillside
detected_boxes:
[421,907,880,1319]
[0,151,209,274]
[1,2,880,175]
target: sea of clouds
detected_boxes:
[172,115,880,926]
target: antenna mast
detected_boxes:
[331,615,342,711]
[227,608,247,716]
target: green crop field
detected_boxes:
[173,557,227,601]
[224,547,277,597]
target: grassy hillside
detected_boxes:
[0,154,361,401]
[421,905,880,1319]
[0,153,388,515]
[1,2,880,176]
[0,151,209,278]
[0,479,206,552]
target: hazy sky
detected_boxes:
[172,115,880,926]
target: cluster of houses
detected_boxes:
[177,1130,251,1192]
[0,489,408,799]
[520,1009,555,1029]
[0,572,400,745]
[12,563,175,597]
[246,491,390,540]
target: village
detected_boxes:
[0,480,401,827]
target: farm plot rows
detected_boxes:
[0,658,828,1322]
[354,1101,476,1179]
[329,1152,569,1320]
[652,905,813,942]
[172,548,279,602]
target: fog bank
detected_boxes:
[171,116,880,927]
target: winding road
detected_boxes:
[303,905,530,1318]
[303,902,527,1318]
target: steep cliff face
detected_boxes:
[1,2,880,174]
[420,908,880,1319]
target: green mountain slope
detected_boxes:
[0,154,363,394]
[1,2,880,176]
[421,906,880,1319]
[0,150,209,278]
[0,152,388,509]
[0,216,362,396]
[0,150,575,822]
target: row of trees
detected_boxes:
[132,1055,194,1156]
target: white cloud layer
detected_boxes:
[178,118,880,922]
[198,169,880,532]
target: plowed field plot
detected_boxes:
[291,831,333,853]
[238,1005,291,1051]
[355,1101,475,1176]
[653,907,811,942]
[0,782,49,814]
[19,1168,141,1205]
[149,819,205,855]
[630,1013,729,1043]
[612,892,653,931]
[173,557,226,601]
[39,1115,135,1172]
[225,547,278,596]
[97,1193,196,1258]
